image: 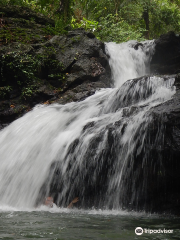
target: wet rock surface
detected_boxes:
[150,31,180,74]
[145,74,180,214]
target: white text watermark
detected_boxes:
[135,227,173,235]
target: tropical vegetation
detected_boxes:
[1,0,180,42]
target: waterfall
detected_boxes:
[106,41,154,87]
[0,40,176,209]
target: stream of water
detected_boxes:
[0,40,179,239]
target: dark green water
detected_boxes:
[0,207,180,240]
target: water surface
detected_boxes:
[0,208,179,240]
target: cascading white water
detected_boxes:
[106,41,154,87]
[0,40,176,209]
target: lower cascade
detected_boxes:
[0,40,177,211]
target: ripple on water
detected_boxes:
[0,208,180,240]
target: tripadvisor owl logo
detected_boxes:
[135,227,143,235]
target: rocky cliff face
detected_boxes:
[0,6,111,129]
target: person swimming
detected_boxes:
[44,196,79,208]
[44,196,54,208]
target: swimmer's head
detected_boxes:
[45,196,53,207]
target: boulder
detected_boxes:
[150,31,180,74]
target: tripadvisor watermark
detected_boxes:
[135,227,173,235]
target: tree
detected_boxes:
[1,0,180,41]
[118,0,180,39]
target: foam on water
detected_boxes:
[0,204,153,218]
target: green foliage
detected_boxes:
[0,86,12,99]
[1,52,39,81]
[71,17,98,32]
[0,51,41,100]
[1,0,180,42]
[72,0,180,41]
[37,45,64,72]
[0,28,43,45]
[149,0,180,38]
[117,0,180,39]
[21,85,37,99]
[0,0,32,7]
[0,0,75,34]
[48,73,66,82]
[35,0,75,27]
[43,24,58,36]
[95,14,146,42]
[0,45,66,100]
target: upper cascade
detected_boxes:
[106,40,155,87]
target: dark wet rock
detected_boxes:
[142,75,180,214]
[36,29,111,95]
[133,42,143,50]
[151,31,180,74]
[44,29,111,90]
[54,81,107,104]
[118,74,180,214]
